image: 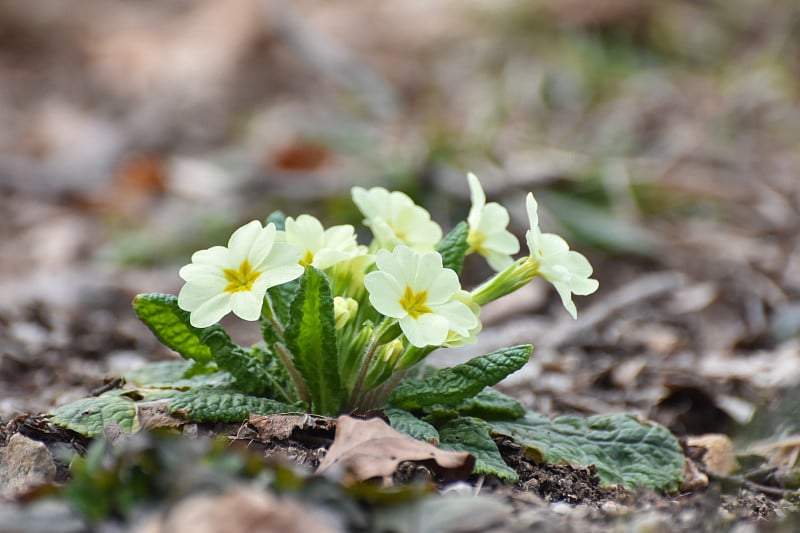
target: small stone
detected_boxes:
[138,486,337,533]
[1,433,57,498]
[600,500,625,514]
[550,501,572,515]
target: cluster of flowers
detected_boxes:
[177,173,598,359]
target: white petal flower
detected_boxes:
[364,246,478,347]
[178,220,304,328]
[283,214,360,269]
[352,186,442,251]
[442,290,482,347]
[466,173,520,271]
[525,193,598,319]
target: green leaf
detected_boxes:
[125,361,234,389]
[454,387,526,420]
[491,413,685,491]
[267,279,300,330]
[201,331,267,396]
[51,395,139,437]
[437,222,469,275]
[439,417,517,482]
[385,408,440,444]
[389,345,532,410]
[133,293,223,365]
[284,266,341,415]
[125,360,194,386]
[251,344,297,403]
[168,388,300,423]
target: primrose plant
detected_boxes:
[134,174,596,415]
[53,174,691,490]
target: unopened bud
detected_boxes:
[333,297,358,329]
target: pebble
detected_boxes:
[0,434,57,498]
[550,502,573,515]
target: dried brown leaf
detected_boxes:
[686,433,738,476]
[316,416,474,484]
[248,413,336,441]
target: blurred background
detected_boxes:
[1,0,800,445]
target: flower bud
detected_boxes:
[333,296,358,330]
[470,256,539,306]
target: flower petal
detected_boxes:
[364,271,406,318]
[400,313,449,347]
[229,290,264,321]
[186,292,232,328]
[467,172,486,229]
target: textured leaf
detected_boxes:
[51,395,138,437]
[316,416,474,483]
[284,266,341,415]
[491,413,685,491]
[439,417,518,482]
[202,331,266,396]
[168,388,300,423]
[125,361,233,389]
[125,360,194,385]
[454,387,526,420]
[133,293,223,365]
[251,344,297,403]
[385,408,440,444]
[389,345,532,410]
[266,279,300,331]
[437,222,469,275]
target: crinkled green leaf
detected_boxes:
[51,395,139,437]
[201,331,267,396]
[389,345,532,410]
[454,387,526,420]
[491,413,685,491]
[251,344,297,403]
[133,293,223,365]
[168,388,301,423]
[437,221,469,276]
[125,361,233,389]
[385,408,440,445]
[439,417,517,482]
[266,279,300,332]
[284,266,341,415]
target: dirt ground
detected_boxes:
[2,1,800,531]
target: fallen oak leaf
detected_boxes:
[316,416,474,484]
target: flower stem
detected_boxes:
[371,368,408,406]
[262,294,285,337]
[274,342,311,406]
[348,318,393,410]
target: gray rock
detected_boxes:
[1,433,57,498]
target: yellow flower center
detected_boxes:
[223,260,261,293]
[300,250,315,266]
[467,230,486,254]
[399,285,432,319]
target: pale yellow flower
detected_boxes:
[352,186,442,251]
[466,173,519,271]
[364,246,478,347]
[178,221,303,327]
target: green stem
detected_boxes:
[262,294,285,337]
[348,318,393,410]
[372,369,408,406]
[274,343,311,405]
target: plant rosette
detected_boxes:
[51,174,686,491]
